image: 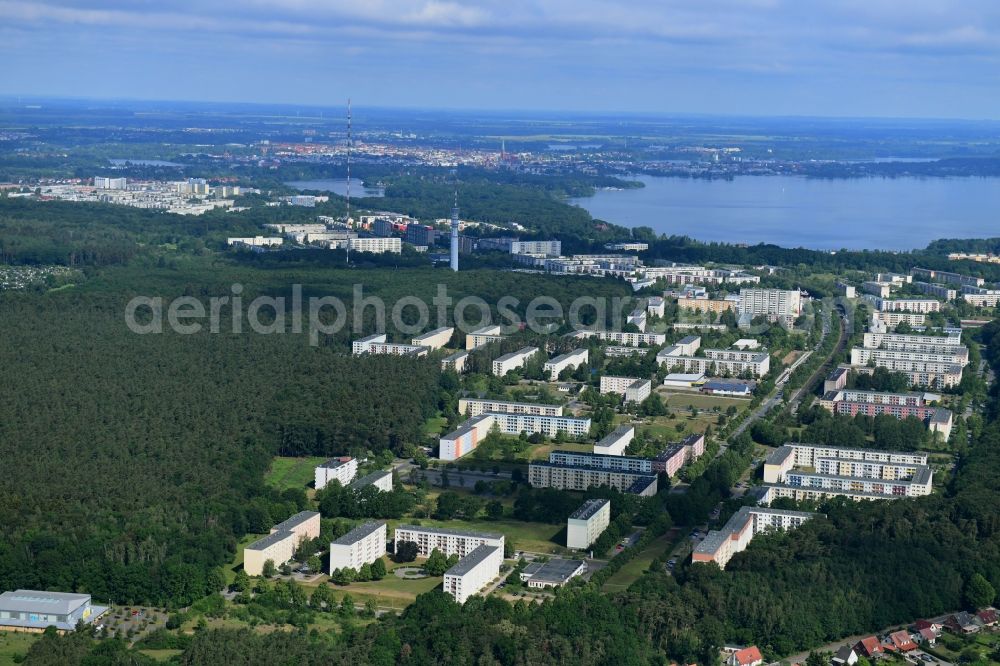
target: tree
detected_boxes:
[340,594,355,617]
[964,573,996,609]
[330,567,356,586]
[486,500,504,520]
[424,548,449,576]
[262,559,277,578]
[395,541,418,562]
[435,491,463,519]
[306,555,322,574]
[310,583,332,610]
[231,570,251,593]
[358,562,373,582]
[371,558,387,580]
[364,597,378,618]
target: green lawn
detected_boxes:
[424,415,449,436]
[0,632,38,666]
[664,393,749,411]
[264,456,327,491]
[138,649,184,662]
[602,533,676,592]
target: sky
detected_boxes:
[2,0,1000,118]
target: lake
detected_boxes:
[285,178,385,198]
[568,175,1000,251]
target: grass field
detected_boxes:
[138,649,184,662]
[664,393,749,411]
[424,415,448,436]
[0,632,37,666]
[529,441,592,460]
[264,456,327,491]
[601,533,676,592]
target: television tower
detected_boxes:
[450,189,459,272]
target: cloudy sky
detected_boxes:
[2,0,999,118]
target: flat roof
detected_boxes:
[413,326,454,340]
[655,443,685,461]
[703,379,756,390]
[765,446,794,466]
[596,425,634,447]
[494,347,538,362]
[444,350,469,360]
[332,521,385,545]
[441,414,494,440]
[663,372,705,381]
[272,510,319,533]
[677,335,701,344]
[463,397,562,410]
[395,524,503,541]
[546,349,587,364]
[246,529,294,551]
[350,470,393,490]
[626,476,658,494]
[531,460,652,474]
[470,325,503,335]
[523,558,586,583]
[569,498,609,521]
[444,544,501,576]
[0,590,91,615]
[786,468,931,486]
[318,457,354,469]
[550,449,648,464]
[785,442,928,461]
[354,333,386,343]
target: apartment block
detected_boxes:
[875,311,926,327]
[739,288,802,318]
[394,525,504,558]
[660,348,771,377]
[528,462,658,496]
[466,325,504,350]
[411,326,454,351]
[604,345,652,357]
[627,309,648,332]
[439,415,494,461]
[911,267,984,288]
[961,287,1000,307]
[862,281,892,298]
[594,425,634,456]
[349,470,394,493]
[352,333,428,357]
[875,298,942,313]
[819,389,953,440]
[459,398,563,417]
[647,296,666,317]
[848,348,964,387]
[692,506,816,569]
[492,347,538,375]
[652,444,687,476]
[544,348,589,380]
[442,544,503,604]
[244,511,321,576]
[677,297,736,314]
[566,499,611,549]
[315,457,358,490]
[442,350,469,374]
[912,281,958,301]
[549,449,653,474]
[574,330,667,346]
[329,521,387,572]
[600,376,652,403]
[440,412,592,460]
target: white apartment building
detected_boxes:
[912,281,958,301]
[348,237,401,254]
[315,457,358,490]
[566,499,611,550]
[510,240,562,256]
[442,350,469,373]
[911,267,984,288]
[661,348,771,378]
[548,449,653,473]
[394,525,505,558]
[458,398,563,417]
[848,349,964,387]
[600,376,652,403]
[604,345,651,357]
[544,349,589,380]
[352,334,428,357]
[329,521,387,572]
[962,288,1000,307]
[647,296,666,317]
[492,347,539,375]
[739,289,802,319]
[442,544,503,604]
[411,327,454,350]
[528,462,658,496]
[349,470,394,493]
[862,281,892,298]
[605,242,649,251]
[244,511,322,576]
[573,330,667,346]
[627,309,648,332]
[875,298,941,313]
[466,325,504,350]
[594,425,634,456]
[876,311,926,327]
[692,506,816,569]
[863,331,966,357]
[439,412,592,460]
[94,176,127,189]
[227,236,283,247]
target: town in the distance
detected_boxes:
[2,96,1000,666]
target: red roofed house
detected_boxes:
[889,630,917,652]
[913,619,942,633]
[977,609,998,628]
[726,646,764,666]
[854,637,884,659]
